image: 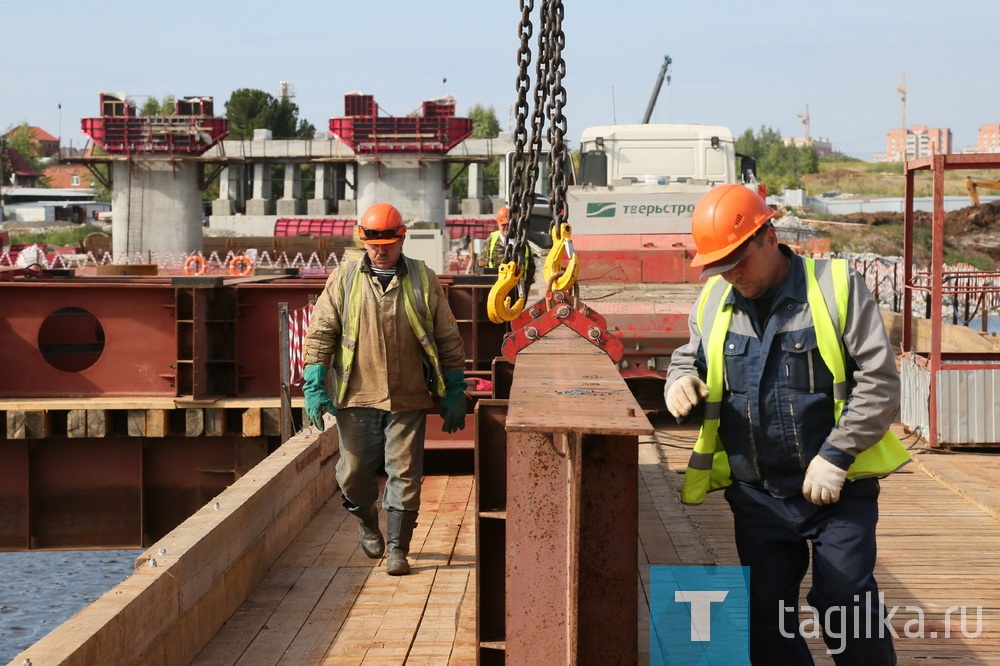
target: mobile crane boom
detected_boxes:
[641,55,672,124]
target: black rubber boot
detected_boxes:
[385,510,418,576]
[351,504,385,559]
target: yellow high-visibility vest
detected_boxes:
[680,258,911,505]
[333,257,445,402]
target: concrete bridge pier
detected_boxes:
[112,160,204,260]
[356,160,446,225]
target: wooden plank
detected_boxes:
[6,411,25,439]
[127,410,146,437]
[67,409,87,438]
[408,567,471,662]
[277,567,370,665]
[24,410,52,439]
[261,407,281,437]
[243,407,262,437]
[204,408,226,437]
[190,565,306,665]
[87,409,109,438]
[186,408,205,437]
[235,565,340,665]
[146,409,169,438]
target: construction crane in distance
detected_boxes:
[641,55,672,124]
[797,104,811,142]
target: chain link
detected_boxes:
[504,0,567,267]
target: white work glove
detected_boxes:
[666,375,709,418]
[802,456,848,505]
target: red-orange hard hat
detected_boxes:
[496,206,510,226]
[358,203,406,245]
[689,184,775,268]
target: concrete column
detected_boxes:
[247,162,274,215]
[277,163,304,215]
[212,166,238,216]
[357,160,446,227]
[338,163,357,217]
[461,162,486,215]
[308,163,332,215]
[111,160,203,261]
[468,162,483,199]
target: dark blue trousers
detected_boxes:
[724,480,896,665]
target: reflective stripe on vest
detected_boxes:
[333,257,445,403]
[487,232,501,268]
[680,258,911,505]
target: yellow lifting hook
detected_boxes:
[487,260,527,323]
[543,222,579,292]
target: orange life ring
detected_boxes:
[184,254,206,276]
[229,255,253,276]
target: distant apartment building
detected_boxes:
[977,125,1000,153]
[878,125,952,162]
[782,136,834,158]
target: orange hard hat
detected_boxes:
[689,184,775,269]
[496,206,510,226]
[358,203,406,245]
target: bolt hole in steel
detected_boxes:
[37,307,106,372]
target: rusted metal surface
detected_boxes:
[477,328,651,663]
[0,435,252,550]
[0,272,496,549]
[902,154,1000,447]
[0,273,503,400]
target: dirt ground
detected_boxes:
[823,201,1000,260]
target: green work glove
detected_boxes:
[440,369,468,434]
[302,364,336,431]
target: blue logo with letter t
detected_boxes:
[650,566,750,665]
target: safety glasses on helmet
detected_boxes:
[359,226,402,241]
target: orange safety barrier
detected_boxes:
[183,254,206,276]
[229,255,253,276]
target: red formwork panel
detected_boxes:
[445,218,494,240]
[274,218,357,237]
[81,116,228,155]
[0,280,179,398]
[571,233,700,284]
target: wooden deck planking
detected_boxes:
[194,425,1000,665]
[657,423,1000,664]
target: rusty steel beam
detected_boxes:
[476,327,652,663]
[0,273,503,400]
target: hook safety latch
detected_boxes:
[543,222,579,292]
[487,260,527,324]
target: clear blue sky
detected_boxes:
[2,0,994,161]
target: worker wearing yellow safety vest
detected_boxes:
[665,185,908,665]
[480,205,518,270]
[301,203,467,576]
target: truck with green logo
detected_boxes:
[499,123,759,283]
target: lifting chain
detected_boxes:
[488,0,570,324]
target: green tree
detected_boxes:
[224,89,315,140]
[736,125,819,194]
[139,94,176,116]
[451,104,502,200]
[3,123,50,187]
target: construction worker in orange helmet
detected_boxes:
[301,202,468,576]
[480,205,512,270]
[664,183,906,663]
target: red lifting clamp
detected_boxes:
[501,289,625,364]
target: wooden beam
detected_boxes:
[243,408,262,437]
[205,409,226,437]
[68,410,88,438]
[146,410,169,438]
[185,409,204,437]
[87,410,109,438]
